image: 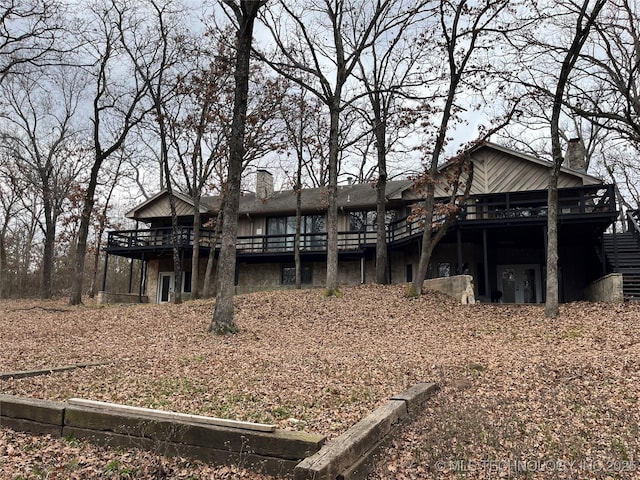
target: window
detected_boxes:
[303,215,325,249]
[281,264,312,285]
[183,271,192,293]
[438,262,451,277]
[267,215,326,251]
[267,216,296,250]
[349,211,377,232]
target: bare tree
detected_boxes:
[410,0,527,295]
[68,0,153,305]
[0,152,22,298]
[278,86,328,288]
[258,0,418,295]
[544,0,607,318]
[562,0,640,216]
[0,66,87,298]
[168,37,232,300]
[569,0,640,151]
[209,0,266,335]
[118,0,192,304]
[0,0,66,85]
[355,4,428,284]
[170,25,285,299]
[87,154,126,298]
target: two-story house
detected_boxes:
[103,141,621,304]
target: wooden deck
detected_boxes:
[107,184,616,259]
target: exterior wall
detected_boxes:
[471,150,583,193]
[147,260,159,303]
[584,273,623,303]
[136,195,194,219]
[97,291,149,304]
[236,258,377,293]
[413,148,586,199]
[558,243,602,302]
[136,232,602,304]
[237,262,282,291]
[389,249,410,283]
[146,256,212,303]
[338,259,376,285]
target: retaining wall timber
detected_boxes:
[1,383,439,479]
[0,395,325,478]
[0,395,66,436]
[294,382,439,480]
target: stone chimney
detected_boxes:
[256,169,274,200]
[565,137,586,171]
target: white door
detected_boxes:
[497,265,541,303]
[157,272,174,303]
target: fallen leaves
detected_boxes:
[1,286,640,478]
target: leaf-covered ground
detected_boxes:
[1,284,640,479]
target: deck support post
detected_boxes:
[128,258,134,294]
[483,229,489,297]
[601,235,607,276]
[101,253,109,291]
[612,221,619,272]
[138,253,145,303]
[456,228,463,273]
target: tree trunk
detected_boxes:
[88,231,103,298]
[412,183,436,294]
[544,0,606,318]
[191,195,201,299]
[545,169,560,317]
[325,101,341,294]
[295,155,302,289]
[374,117,388,284]
[203,208,223,298]
[211,185,240,333]
[69,157,103,305]
[168,195,183,305]
[0,234,6,299]
[210,1,262,334]
[41,216,55,299]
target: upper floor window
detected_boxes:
[349,211,377,232]
[267,215,326,235]
[349,210,397,232]
[266,215,326,251]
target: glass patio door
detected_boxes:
[158,272,174,303]
[497,265,541,303]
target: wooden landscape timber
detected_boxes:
[0,361,114,380]
[0,383,439,479]
[67,398,277,432]
[294,382,439,480]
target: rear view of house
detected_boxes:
[103,142,622,304]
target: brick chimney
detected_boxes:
[565,138,586,171]
[256,169,274,200]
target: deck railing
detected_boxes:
[627,210,640,238]
[108,228,378,254]
[107,227,218,249]
[107,185,615,255]
[460,184,614,220]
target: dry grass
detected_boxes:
[1,284,640,479]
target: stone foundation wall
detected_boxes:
[97,291,148,305]
[584,273,623,303]
[422,274,475,304]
